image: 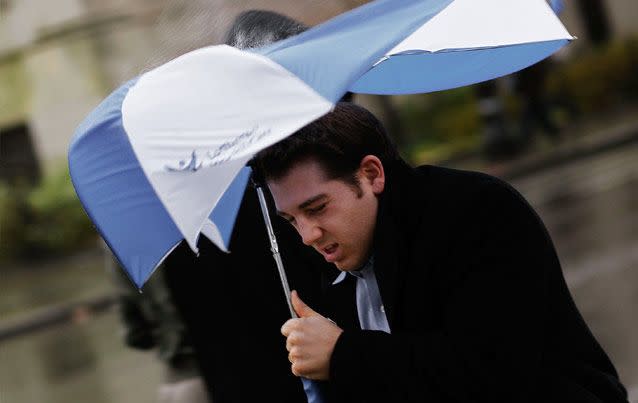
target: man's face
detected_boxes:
[268,157,384,271]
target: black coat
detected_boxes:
[323,161,628,403]
[162,185,333,403]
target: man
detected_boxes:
[254,103,629,403]
[110,260,207,403]
[161,10,332,403]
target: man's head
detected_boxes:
[224,10,354,102]
[254,103,399,271]
[224,10,308,49]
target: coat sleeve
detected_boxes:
[328,179,557,402]
[109,255,158,350]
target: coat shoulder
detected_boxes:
[413,164,529,211]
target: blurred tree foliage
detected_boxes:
[547,37,638,114]
[394,37,638,164]
[0,166,96,261]
[396,86,481,164]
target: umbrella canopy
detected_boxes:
[69,0,573,288]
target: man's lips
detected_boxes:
[320,243,339,262]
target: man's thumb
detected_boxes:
[291,290,318,318]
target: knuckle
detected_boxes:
[281,321,292,336]
[288,331,301,344]
[291,361,305,376]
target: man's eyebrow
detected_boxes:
[276,194,328,218]
[276,210,293,220]
[298,194,328,210]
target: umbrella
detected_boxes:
[69,0,573,293]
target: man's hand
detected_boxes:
[281,290,343,380]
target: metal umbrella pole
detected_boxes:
[254,184,298,319]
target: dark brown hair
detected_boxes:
[224,10,308,49]
[253,102,399,185]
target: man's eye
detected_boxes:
[307,204,326,215]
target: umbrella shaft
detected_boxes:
[256,186,298,319]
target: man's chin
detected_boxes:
[315,248,359,271]
[333,254,371,271]
[333,259,358,272]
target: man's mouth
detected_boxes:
[321,243,339,262]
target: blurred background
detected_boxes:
[1,0,637,402]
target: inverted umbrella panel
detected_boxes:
[70,0,573,289]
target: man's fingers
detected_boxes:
[281,318,299,337]
[288,348,299,363]
[290,359,318,379]
[291,361,301,377]
[291,290,319,318]
[286,331,301,351]
[291,359,308,377]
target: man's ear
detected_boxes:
[359,155,385,195]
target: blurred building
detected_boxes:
[0,0,161,181]
[1,0,637,179]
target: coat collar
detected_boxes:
[372,159,428,329]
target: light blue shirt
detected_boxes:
[302,378,327,403]
[349,258,391,333]
[333,257,391,332]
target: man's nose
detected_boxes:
[298,220,322,246]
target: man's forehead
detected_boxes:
[267,160,331,210]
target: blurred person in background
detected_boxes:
[515,59,561,144]
[478,0,571,159]
[110,11,332,403]
[160,10,334,403]
[476,79,518,160]
[110,249,209,403]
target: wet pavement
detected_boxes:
[0,251,164,403]
[1,138,637,402]
[0,309,162,403]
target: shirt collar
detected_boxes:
[331,256,374,285]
